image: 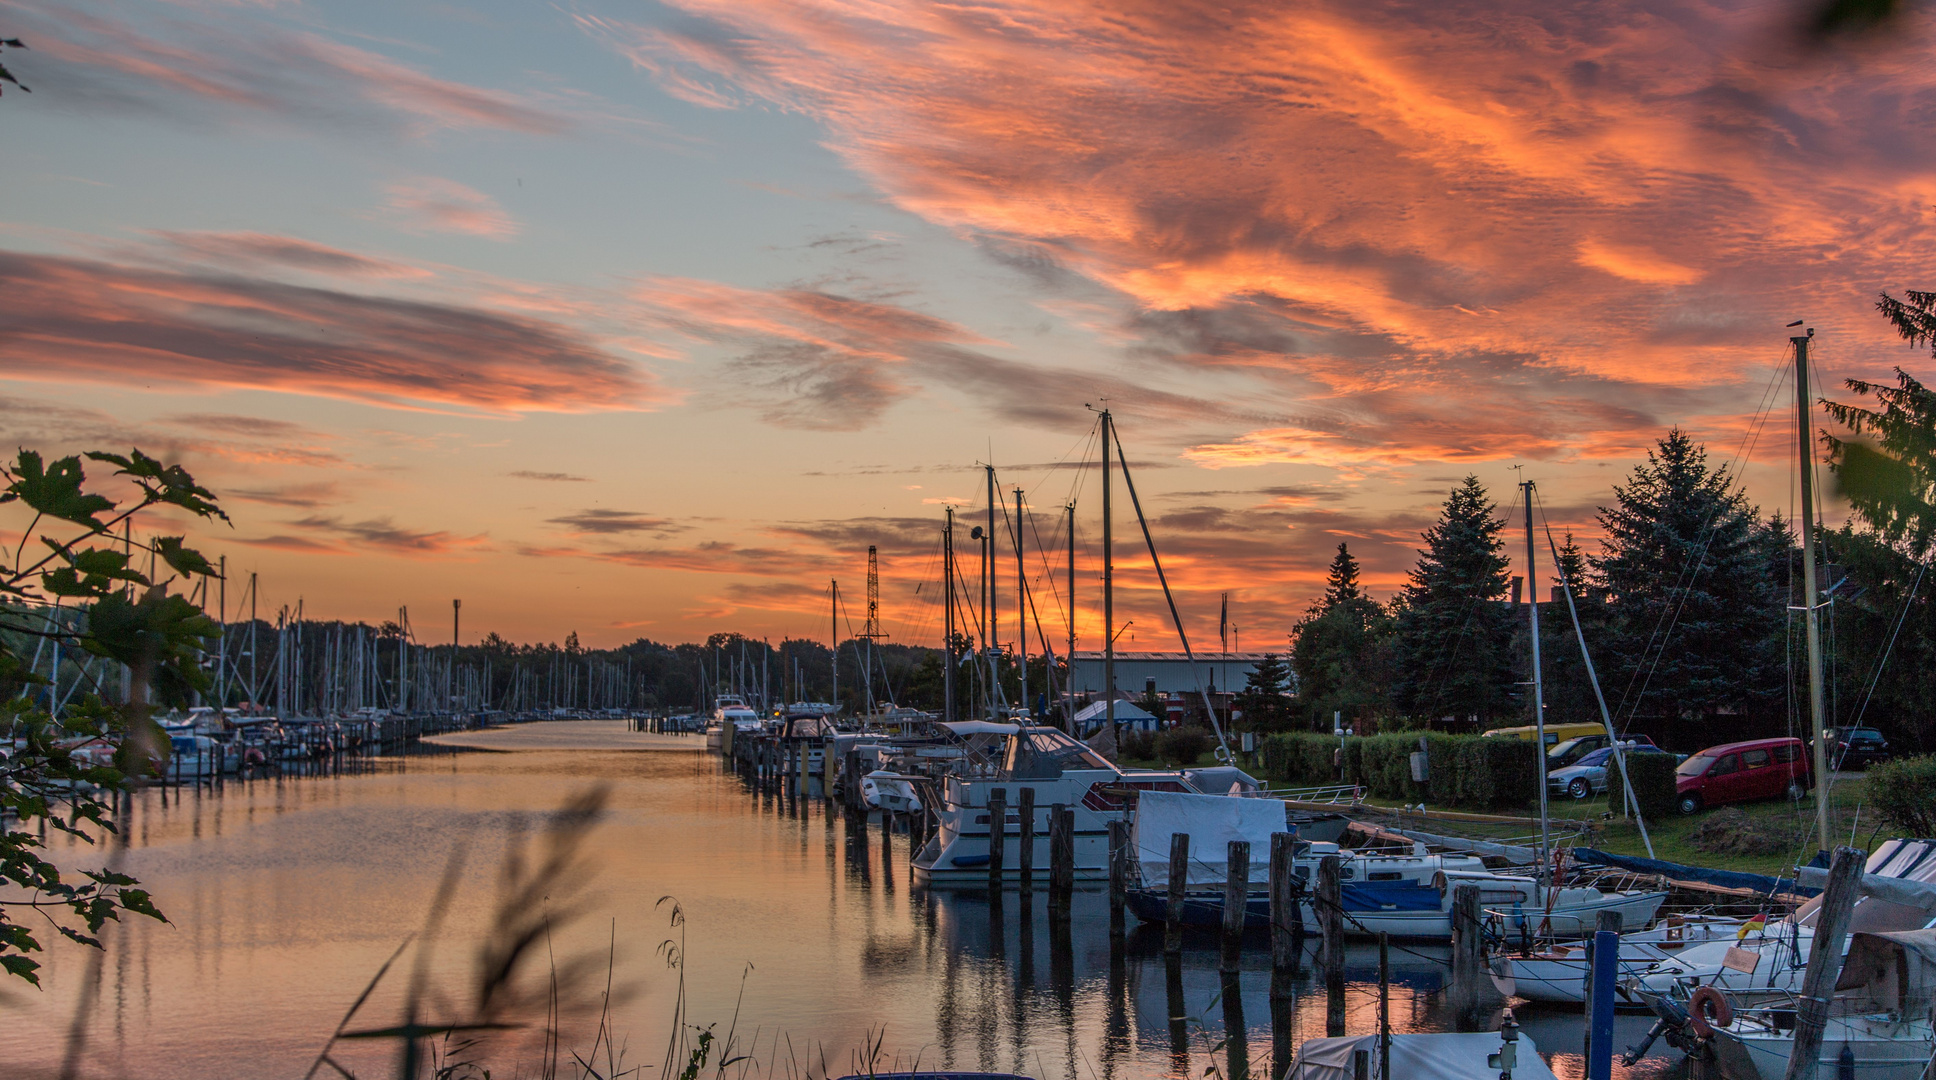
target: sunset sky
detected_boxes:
[3,0,1931,652]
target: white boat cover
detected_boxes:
[1132,789,1286,886]
[1835,930,1936,1015]
[1288,1033,1556,1080]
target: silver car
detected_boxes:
[1546,744,1670,800]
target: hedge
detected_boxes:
[1604,751,1678,820]
[1865,755,1936,837]
[1257,731,1539,811]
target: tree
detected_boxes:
[0,38,28,97]
[1592,429,1787,726]
[1,448,227,985]
[1237,652,1293,730]
[1535,531,1609,725]
[1291,543,1393,728]
[1391,477,1516,723]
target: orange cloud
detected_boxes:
[0,249,663,415]
[383,178,520,240]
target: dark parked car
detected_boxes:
[1815,726,1890,770]
[1547,732,1658,769]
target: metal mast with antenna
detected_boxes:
[1014,485,1027,720]
[1100,408,1115,744]
[862,545,883,714]
[1794,324,1832,854]
[829,579,840,715]
[1521,478,1553,883]
[985,465,1000,715]
[1066,500,1077,732]
[944,509,956,723]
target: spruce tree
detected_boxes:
[1292,543,1393,727]
[1391,478,1515,723]
[1591,429,1787,724]
[1238,652,1293,729]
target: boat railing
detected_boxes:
[1265,783,1365,805]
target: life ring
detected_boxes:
[1687,985,1733,1037]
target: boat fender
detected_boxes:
[1686,985,1731,1037]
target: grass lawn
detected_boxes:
[1125,747,1890,877]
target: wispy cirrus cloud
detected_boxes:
[545,509,688,536]
[0,249,663,415]
[6,1,570,137]
[382,178,520,239]
[509,470,593,483]
[144,231,434,280]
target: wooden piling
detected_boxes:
[1449,882,1499,1015]
[1783,847,1867,1080]
[1269,832,1298,994]
[1222,839,1249,973]
[1378,932,1391,1080]
[1319,853,1345,1036]
[1050,805,1075,910]
[1165,831,1190,954]
[1108,819,1129,945]
[1018,786,1036,887]
[987,787,1007,890]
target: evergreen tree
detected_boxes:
[1391,477,1516,723]
[1291,543,1394,728]
[1533,531,1606,726]
[1237,652,1293,729]
[1592,429,1787,724]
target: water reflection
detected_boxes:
[4,723,1681,1080]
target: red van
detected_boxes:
[1674,737,1811,815]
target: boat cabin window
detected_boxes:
[1005,728,1114,774]
[1367,871,1404,881]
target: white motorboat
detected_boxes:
[1707,930,1936,1080]
[1490,915,1745,1003]
[911,725,1204,883]
[861,770,923,814]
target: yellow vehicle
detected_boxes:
[1480,722,1602,747]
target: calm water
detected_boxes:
[2,722,1680,1080]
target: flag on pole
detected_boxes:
[1219,592,1229,652]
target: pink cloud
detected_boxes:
[383,178,520,239]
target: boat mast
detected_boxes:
[944,508,956,723]
[985,464,999,716]
[1101,408,1115,744]
[1014,485,1027,720]
[1521,479,1553,884]
[1066,500,1076,733]
[830,579,839,714]
[1795,327,1831,854]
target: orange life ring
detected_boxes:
[1687,985,1733,1037]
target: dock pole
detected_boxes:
[1270,832,1298,996]
[1018,786,1036,890]
[1108,819,1129,947]
[1783,847,1866,1080]
[1165,832,1190,954]
[1379,933,1391,1080]
[1050,805,1075,914]
[1222,839,1249,973]
[987,788,1007,892]
[1319,854,1344,1035]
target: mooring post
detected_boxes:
[1222,839,1249,973]
[1165,831,1190,954]
[1050,804,1075,911]
[1784,847,1867,1080]
[1108,819,1129,946]
[1319,853,1345,1036]
[1270,832,1298,993]
[1585,927,1618,1080]
[987,787,1007,891]
[1379,932,1391,1080]
[1450,882,1500,1017]
[1018,786,1036,888]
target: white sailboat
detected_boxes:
[1706,930,1936,1080]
